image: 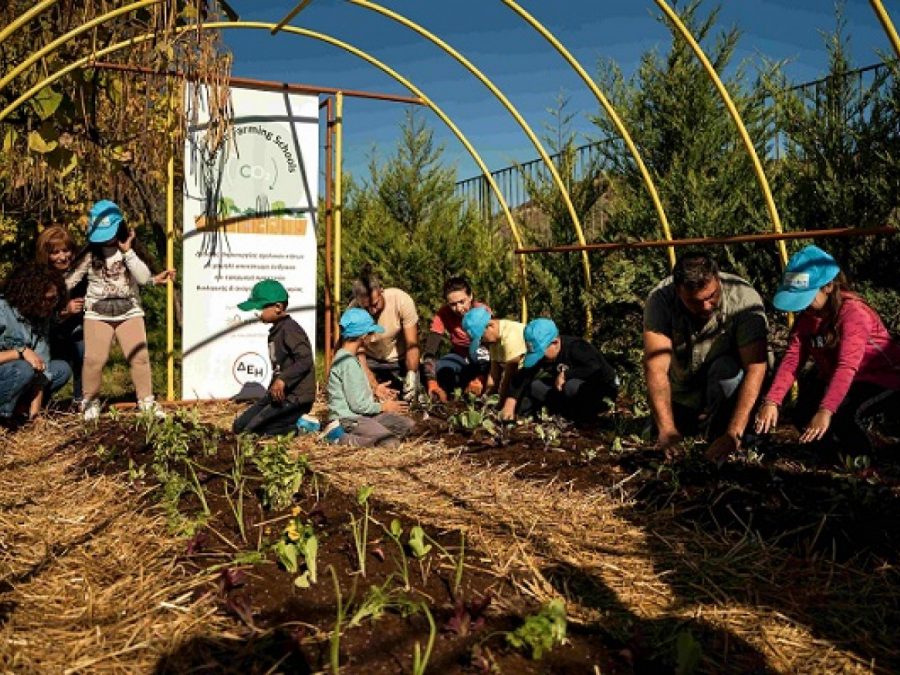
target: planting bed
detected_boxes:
[418,401,900,564]
[73,412,628,673]
[3,399,898,673]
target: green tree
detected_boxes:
[765,10,900,321]
[592,0,779,289]
[340,109,517,326]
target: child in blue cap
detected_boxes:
[499,318,619,423]
[66,200,176,421]
[324,308,415,447]
[756,245,900,450]
[232,279,316,436]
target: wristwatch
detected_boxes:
[15,345,25,359]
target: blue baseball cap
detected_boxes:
[522,318,559,368]
[340,307,385,338]
[462,306,492,360]
[773,245,841,312]
[87,200,124,244]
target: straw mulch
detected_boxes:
[0,413,232,674]
[303,435,899,674]
[2,404,897,673]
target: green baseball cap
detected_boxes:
[238,279,289,311]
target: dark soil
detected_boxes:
[415,401,900,565]
[70,416,634,674]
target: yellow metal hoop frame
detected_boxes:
[502,0,676,269]
[869,0,900,60]
[348,0,592,332]
[653,0,789,268]
[0,19,530,321]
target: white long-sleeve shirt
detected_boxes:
[66,247,152,321]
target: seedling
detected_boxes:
[411,603,437,675]
[273,511,319,585]
[444,592,491,637]
[385,519,411,590]
[505,599,567,660]
[350,485,374,576]
[348,579,418,628]
[249,435,308,510]
[408,525,432,559]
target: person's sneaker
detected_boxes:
[138,396,166,419]
[321,419,346,443]
[82,399,101,422]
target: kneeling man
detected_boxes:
[643,252,768,460]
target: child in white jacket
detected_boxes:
[66,200,174,420]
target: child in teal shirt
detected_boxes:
[325,308,414,447]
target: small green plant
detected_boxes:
[675,630,701,675]
[505,599,567,660]
[249,434,308,510]
[448,395,503,440]
[273,510,319,586]
[349,485,374,576]
[411,603,437,675]
[348,579,418,628]
[386,519,410,590]
[408,525,432,559]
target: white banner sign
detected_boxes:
[182,85,318,400]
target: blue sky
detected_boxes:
[220,0,894,182]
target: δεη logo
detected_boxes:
[233,352,269,385]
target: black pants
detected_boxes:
[517,369,619,422]
[793,375,900,453]
[233,397,312,436]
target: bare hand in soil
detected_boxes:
[705,432,740,462]
[755,401,779,434]
[799,408,832,443]
[655,428,683,451]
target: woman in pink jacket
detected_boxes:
[756,245,900,450]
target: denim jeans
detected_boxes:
[0,359,72,416]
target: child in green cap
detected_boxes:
[232,279,315,436]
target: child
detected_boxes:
[36,225,86,404]
[755,245,900,450]
[0,263,72,426]
[461,306,526,402]
[500,318,619,423]
[422,276,491,402]
[65,200,175,421]
[325,308,414,447]
[233,279,316,436]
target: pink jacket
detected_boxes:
[766,293,900,412]
[430,301,490,357]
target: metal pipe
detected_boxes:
[271,0,314,35]
[0,0,58,48]
[653,0,789,268]
[503,0,676,269]
[323,96,334,373]
[90,60,424,104]
[334,91,344,330]
[513,225,896,255]
[2,20,529,332]
[349,0,586,332]
[0,0,164,93]
[166,82,175,402]
[868,0,900,61]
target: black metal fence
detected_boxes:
[455,61,894,228]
